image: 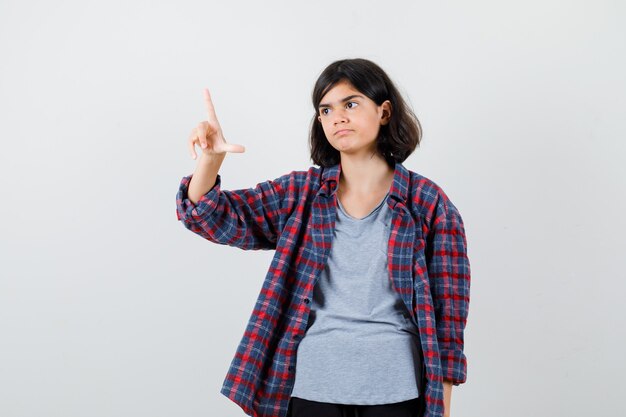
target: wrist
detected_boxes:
[198,153,226,170]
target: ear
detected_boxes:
[380,100,392,125]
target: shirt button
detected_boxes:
[304,298,310,304]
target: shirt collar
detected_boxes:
[318,160,409,204]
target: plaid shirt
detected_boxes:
[176,161,471,417]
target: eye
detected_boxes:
[346,101,358,109]
[321,108,329,115]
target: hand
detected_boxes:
[188,88,246,159]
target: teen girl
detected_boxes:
[176,58,471,417]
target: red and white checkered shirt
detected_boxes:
[176,161,471,417]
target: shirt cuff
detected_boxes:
[439,348,467,385]
[176,173,222,222]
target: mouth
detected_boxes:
[334,129,353,136]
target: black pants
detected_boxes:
[288,396,423,417]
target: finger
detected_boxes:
[220,143,246,153]
[203,88,220,127]
[188,130,198,159]
[196,122,208,149]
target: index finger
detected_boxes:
[203,88,218,124]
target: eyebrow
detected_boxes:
[318,94,364,109]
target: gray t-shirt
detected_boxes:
[290,191,423,404]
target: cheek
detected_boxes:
[320,121,332,135]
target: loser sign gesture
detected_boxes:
[188,88,246,159]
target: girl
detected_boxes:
[176,58,471,417]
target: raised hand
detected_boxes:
[188,88,246,159]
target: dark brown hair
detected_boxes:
[309,58,422,168]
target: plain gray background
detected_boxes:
[1,1,624,416]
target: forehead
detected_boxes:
[321,80,361,100]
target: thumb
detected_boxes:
[219,143,246,153]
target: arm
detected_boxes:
[176,157,292,251]
[187,152,225,205]
[443,379,453,417]
[426,193,471,385]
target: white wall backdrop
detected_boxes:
[1,1,624,416]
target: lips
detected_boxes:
[334,129,353,136]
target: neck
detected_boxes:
[338,153,394,195]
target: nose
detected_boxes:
[332,108,348,125]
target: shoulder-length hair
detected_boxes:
[309,58,422,168]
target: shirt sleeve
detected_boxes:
[426,193,471,385]
[175,172,291,251]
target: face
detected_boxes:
[317,80,391,157]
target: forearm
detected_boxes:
[188,153,226,204]
[428,196,471,384]
[443,379,453,417]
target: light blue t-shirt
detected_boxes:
[290,191,423,404]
